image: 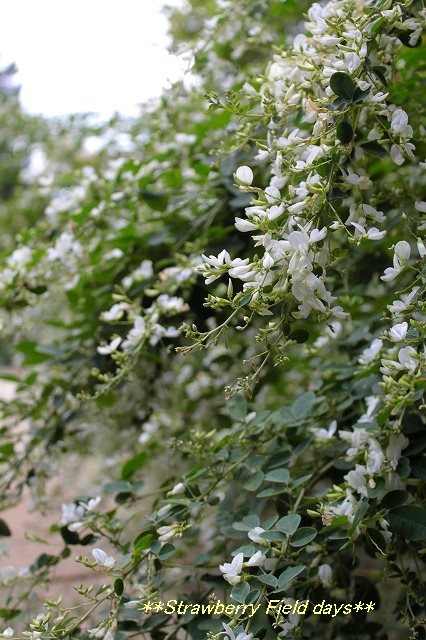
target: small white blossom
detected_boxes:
[219,552,244,585]
[344,464,368,498]
[157,524,179,542]
[358,338,383,365]
[92,548,116,568]
[248,527,265,543]
[386,434,409,470]
[97,336,122,355]
[311,420,337,440]
[398,346,418,373]
[245,550,266,567]
[391,108,409,134]
[318,564,332,587]
[170,482,185,495]
[389,322,408,342]
[235,166,254,185]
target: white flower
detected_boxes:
[387,287,419,316]
[61,502,85,526]
[219,552,244,585]
[415,201,426,212]
[394,241,411,261]
[92,548,116,568]
[157,524,179,542]
[339,428,371,457]
[381,267,400,282]
[247,526,265,543]
[170,482,185,495]
[358,338,383,365]
[222,623,253,640]
[8,247,32,269]
[389,322,408,342]
[122,316,146,351]
[264,185,281,202]
[391,109,409,134]
[367,227,386,240]
[263,252,274,269]
[97,336,122,355]
[132,260,154,281]
[235,166,254,185]
[417,239,426,258]
[245,550,266,567]
[398,346,418,373]
[2,628,13,638]
[344,464,368,498]
[344,52,362,73]
[390,144,405,165]
[235,217,257,232]
[318,564,332,587]
[386,434,409,470]
[156,504,171,518]
[83,497,101,511]
[100,303,126,322]
[311,420,337,440]
[366,439,385,473]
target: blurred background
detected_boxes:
[0,0,185,119]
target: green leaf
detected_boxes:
[159,543,176,561]
[227,394,247,420]
[361,141,387,157]
[291,391,317,420]
[264,468,289,483]
[276,514,301,535]
[353,87,371,103]
[0,519,11,536]
[233,515,260,531]
[257,574,278,587]
[260,530,287,542]
[289,527,317,547]
[114,578,124,596]
[256,486,286,498]
[139,190,168,212]
[275,566,305,591]
[60,527,80,545]
[0,609,21,620]
[133,533,153,553]
[336,121,353,144]
[388,506,426,541]
[330,72,355,100]
[370,65,388,86]
[381,490,408,509]
[121,451,148,480]
[288,328,310,343]
[242,471,264,491]
[366,528,387,555]
[231,581,250,603]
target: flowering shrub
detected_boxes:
[0,1,425,639]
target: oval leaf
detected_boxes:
[388,506,426,541]
[276,514,301,535]
[264,468,290,483]
[337,121,353,144]
[290,527,317,547]
[276,566,305,591]
[330,72,355,100]
[381,490,408,509]
[258,574,278,587]
[231,581,250,603]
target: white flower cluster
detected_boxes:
[199,1,423,322]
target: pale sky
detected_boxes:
[0,0,185,119]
